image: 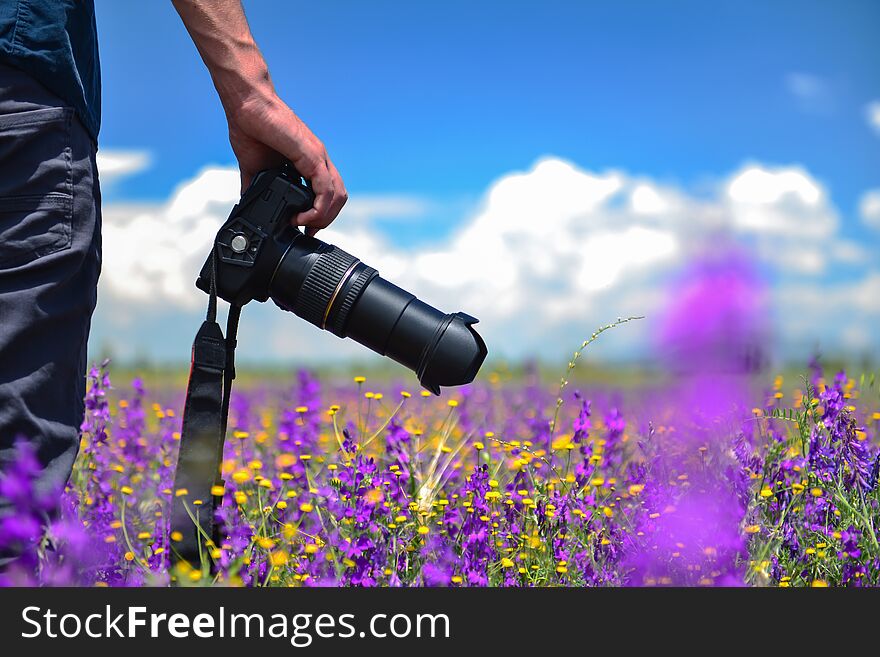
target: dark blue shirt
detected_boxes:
[0,0,100,140]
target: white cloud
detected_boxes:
[860,189,880,230]
[776,271,880,339]
[786,73,833,114]
[101,167,236,308]
[96,157,880,363]
[726,165,834,241]
[630,183,677,215]
[851,271,880,314]
[829,239,870,266]
[866,101,880,136]
[335,196,428,223]
[96,150,151,187]
[99,166,436,310]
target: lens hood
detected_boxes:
[417,313,488,394]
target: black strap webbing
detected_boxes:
[171,251,240,567]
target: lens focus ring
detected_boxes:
[294,246,359,327]
[328,265,377,337]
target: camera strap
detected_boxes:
[171,249,240,567]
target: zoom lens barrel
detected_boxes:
[269,234,487,394]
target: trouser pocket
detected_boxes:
[0,106,74,269]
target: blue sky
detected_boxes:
[98,1,879,218]
[90,1,880,365]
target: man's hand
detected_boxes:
[228,94,347,234]
[172,0,346,234]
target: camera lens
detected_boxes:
[269,234,487,393]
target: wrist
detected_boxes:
[211,41,275,115]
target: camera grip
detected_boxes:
[277,161,315,215]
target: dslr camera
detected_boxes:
[195,162,487,393]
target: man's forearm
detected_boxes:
[172,0,348,228]
[171,0,273,113]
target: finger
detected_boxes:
[292,190,334,229]
[324,159,348,223]
[293,201,334,230]
[292,167,332,226]
[301,158,345,228]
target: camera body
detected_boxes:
[196,162,314,306]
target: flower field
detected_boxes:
[1,350,878,587]
[2,250,879,587]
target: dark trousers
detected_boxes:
[0,63,101,560]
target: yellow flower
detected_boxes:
[811,580,828,587]
[299,502,314,513]
[500,558,515,568]
[124,551,134,562]
[365,488,384,505]
[628,484,644,496]
[759,487,773,498]
[744,525,761,534]
[170,531,183,542]
[276,453,297,468]
[474,441,485,450]
[447,399,459,408]
[418,526,430,535]
[232,470,251,484]
[269,550,288,566]
[120,486,134,496]
[354,376,366,384]
[210,485,225,497]
[810,487,823,497]
[257,537,275,550]
[175,488,188,497]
